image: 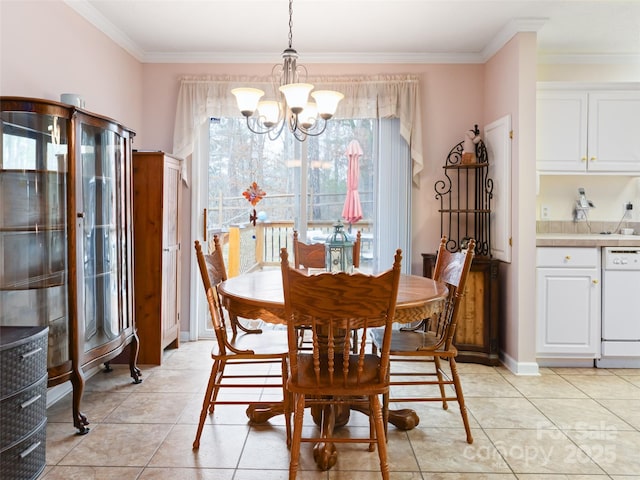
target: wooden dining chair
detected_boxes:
[370,236,476,444]
[292,230,362,350]
[192,240,290,450]
[207,234,262,335]
[280,247,402,480]
[352,230,362,268]
[292,229,362,269]
[292,230,325,269]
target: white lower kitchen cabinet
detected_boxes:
[536,247,601,365]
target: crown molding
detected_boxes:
[142,51,486,64]
[538,53,640,65]
[481,17,548,62]
[64,0,145,61]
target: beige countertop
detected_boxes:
[536,233,640,247]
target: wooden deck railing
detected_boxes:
[210,221,372,277]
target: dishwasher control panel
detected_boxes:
[602,247,640,270]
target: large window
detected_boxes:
[206,117,411,273]
[208,118,375,234]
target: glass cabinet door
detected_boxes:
[79,121,131,353]
[0,109,70,368]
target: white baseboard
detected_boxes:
[537,357,596,368]
[46,365,102,408]
[500,351,540,375]
[46,382,72,407]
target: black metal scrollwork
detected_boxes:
[434,124,493,256]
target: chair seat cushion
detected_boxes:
[211,330,289,357]
[370,328,453,355]
[288,353,384,393]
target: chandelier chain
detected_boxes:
[288,0,293,49]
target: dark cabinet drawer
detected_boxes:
[0,418,46,480]
[0,374,47,448]
[0,327,48,394]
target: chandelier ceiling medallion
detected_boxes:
[231,0,344,142]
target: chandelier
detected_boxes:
[231,0,344,142]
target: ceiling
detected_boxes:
[65,0,640,65]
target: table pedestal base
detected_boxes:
[246,401,419,471]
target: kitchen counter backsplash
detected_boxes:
[537,221,640,247]
[537,221,640,235]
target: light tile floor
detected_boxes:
[40,340,640,479]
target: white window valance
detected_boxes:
[172,73,423,186]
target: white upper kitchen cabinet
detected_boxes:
[537,85,640,173]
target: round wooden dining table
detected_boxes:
[217,268,448,470]
[218,269,448,327]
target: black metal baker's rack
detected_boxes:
[434,124,493,257]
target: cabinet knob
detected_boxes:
[565,255,571,261]
[592,279,599,285]
[581,157,587,162]
[590,156,596,161]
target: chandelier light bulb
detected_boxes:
[299,102,318,129]
[279,83,313,114]
[257,101,281,127]
[311,90,345,119]
[231,88,265,116]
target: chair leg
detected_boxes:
[289,393,305,480]
[382,391,390,438]
[367,400,375,452]
[208,359,225,413]
[371,394,390,480]
[450,358,473,444]
[281,359,292,448]
[193,359,220,449]
[433,356,449,410]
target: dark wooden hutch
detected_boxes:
[0,97,141,434]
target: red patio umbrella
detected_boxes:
[341,139,363,225]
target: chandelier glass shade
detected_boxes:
[231,1,343,141]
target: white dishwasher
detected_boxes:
[596,247,640,368]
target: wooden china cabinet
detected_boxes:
[0,97,141,434]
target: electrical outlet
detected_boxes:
[624,202,633,219]
[541,204,550,220]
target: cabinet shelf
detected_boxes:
[438,209,491,214]
[0,225,65,233]
[0,271,65,290]
[443,163,488,170]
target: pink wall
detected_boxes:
[484,33,538,370]
[0,1,143,142]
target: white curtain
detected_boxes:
[172,74,424,186]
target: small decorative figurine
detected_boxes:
[462,127,481,164]
[243,181,266,226]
